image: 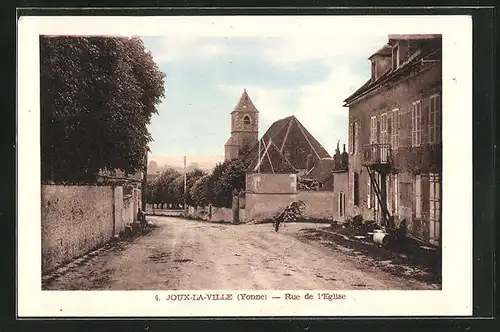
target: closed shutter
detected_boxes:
[415,175,422,218]
[367,176,372,209]
[349,123,353,154]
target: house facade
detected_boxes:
[343,34,442,246]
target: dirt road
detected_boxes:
[43,217,433,290]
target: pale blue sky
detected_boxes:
[143,34,388,168]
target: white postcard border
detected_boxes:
[17,14,472,317]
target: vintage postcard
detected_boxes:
[17,14,472,317]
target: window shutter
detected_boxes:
[415,175,422,218]
[354,122,358,154]
[367,177,372,209]
[437,95,441,143]
[349,123,353,154]
[429,97,435,143]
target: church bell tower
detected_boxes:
[224,89,259,160]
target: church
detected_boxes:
[224,89,337,222]
[224,89,332,175]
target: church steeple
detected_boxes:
[231,88,259,115]
[224,89,259,160]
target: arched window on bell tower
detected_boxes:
[243,115,251,129]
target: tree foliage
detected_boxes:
[40,36,166,182]
[155,168,181,207]
[209,158,249,208]
[189,174,212,208]
[147,155,251,209]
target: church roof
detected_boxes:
[246,139,297,174]
[243,115,331,171]
[231,89,258,114]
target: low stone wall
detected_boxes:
[122,195,135,227]
[243,193,297,222]
[187,206,233,222]
[297,190,334,220]
[41,184,139,274]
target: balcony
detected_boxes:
[362,143,392,168]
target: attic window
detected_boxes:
[371,60,377,81]
[243,115,251,126]
[392,45,400,69]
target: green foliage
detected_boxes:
[209,158,250,208]
[185,169,208,206]
[40,36,166,183]
[155,168,181,206]
[148,155,250,209]
[189,174,212,208]
[145,178,160,205]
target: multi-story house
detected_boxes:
[343,34,442,246]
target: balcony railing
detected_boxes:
[362,143,392,166]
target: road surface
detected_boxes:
[43,216,433,290]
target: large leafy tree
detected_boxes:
[189,174,212,208]
[209,158,249,208]
[185,169,208,206]
[155,168,181,207]
[40,36,165,182]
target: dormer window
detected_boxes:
[371,60,377,81]
[392,45,400,69]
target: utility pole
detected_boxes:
[183,155,187,216]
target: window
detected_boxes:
[370,116,377,144]
[371,61,377,81]
[415,174,422,218]
[392,45,400,69]
[429,173,441,243]
[429,174,441,221]
[367,176,372,209]
[353,172,359,206]
[338,192,346,217]
[349,122,358,154]
[243,115,251,126]
[429,94,441,144]
[391,108,399,150]
[349,122,353,154]
[412,101,422,147]
[381,113,388,144]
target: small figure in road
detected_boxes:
[137,208,146,229]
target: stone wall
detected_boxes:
[296,190,334,220]
[122,195,135,227]
[244,173,298,222]
[332,171,350,222]
[42,185,114,274]
[41,184,138,274]
[244,193,297,222]
[187,206,233,222]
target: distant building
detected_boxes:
[244,139,298,222]
[224,89,259,161]
[223,90,337,222]
[343,34,442,245]
[241,114,331,175]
